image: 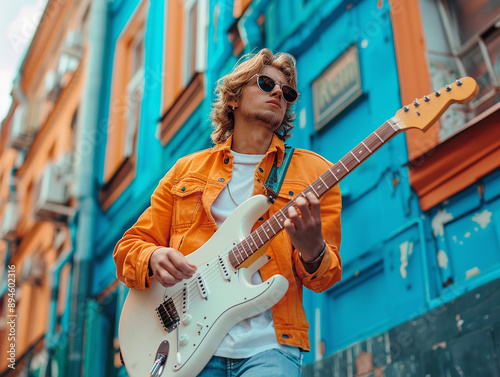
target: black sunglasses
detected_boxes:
[246,74,299,103]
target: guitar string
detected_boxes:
[168,249,234,308]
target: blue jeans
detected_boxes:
[197,349,302,377]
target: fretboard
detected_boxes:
[228,117,402,268]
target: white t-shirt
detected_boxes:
[211,150,300,359]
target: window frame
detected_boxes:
[101,0,148,210]
[159,0,207,146]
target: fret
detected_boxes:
[276,210,286,228]
[242,239,253,256]
[257,228,269,244]
[350,151,360,163]
[340,159,350,172]
[255,231,264,246]
[310,185,319,197]
[329,169,339,181]
[319,176,329,189]
[249,234,258,248]
[233,249,241,265]
[355,146,366,158]
[361,141,372,153]
[267,221,276,235]
[373,131,384,143]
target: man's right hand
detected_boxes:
[149,247,197,287]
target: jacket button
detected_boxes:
[182,186,186,191]
[258,167,264,173]
[218,178,225,182]
[289,191,294,196]
[224,157,229,164]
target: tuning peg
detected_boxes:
[446,85,452,92]
[424,96,430,102]
[435,90,441,97]
[413,99,420,107]
[404,106,409,112]
[456,79,462,86]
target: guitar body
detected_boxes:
[119,195,289,377]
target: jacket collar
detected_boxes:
[210,133,286,166]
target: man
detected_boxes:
[114,48,342,376]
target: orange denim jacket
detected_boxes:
[113,134,342,352]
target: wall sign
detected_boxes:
[312,46,362,131]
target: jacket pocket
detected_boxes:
[273,182,308,207]
[171,177,207,227]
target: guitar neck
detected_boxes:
[229,118,402,268]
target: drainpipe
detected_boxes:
[67,0,107,376]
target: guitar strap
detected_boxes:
[263,145,294,204]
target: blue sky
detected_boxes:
[0,0,48,120]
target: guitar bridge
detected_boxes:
[156,297,180,332]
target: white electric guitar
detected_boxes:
[118,78,478,377]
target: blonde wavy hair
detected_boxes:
[210,48,298,144]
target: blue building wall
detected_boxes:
[83,0,500,375]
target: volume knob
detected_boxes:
[181,314,192,326]
[179,333,189,346]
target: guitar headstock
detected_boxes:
[395,77,479,132]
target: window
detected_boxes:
[101,1,148,210]
[103,1,148,184]
[124,30,145,157]
[391,0,500,211]
[427,0,500,140]
[159,0,207,145]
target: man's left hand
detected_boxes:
[284,191,325,262]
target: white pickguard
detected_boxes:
[118,195,289,377]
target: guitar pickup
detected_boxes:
[156,297,180,332]
[196,274,208,299]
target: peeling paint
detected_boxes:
[464,232,471,238]
[437,250,449,269]
[432,209,454,237]
[466,266,481,279]
[472,209,492,229]
[399,241,413,279]
[452,235,457,242]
